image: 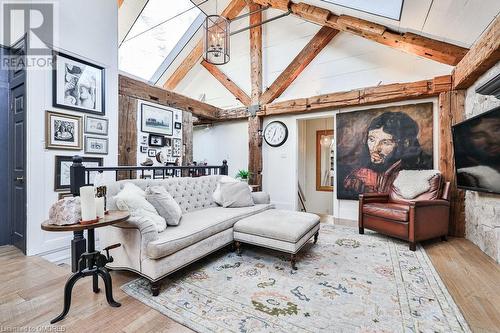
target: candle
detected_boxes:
[80,186,96,222]
[95,197,105,218]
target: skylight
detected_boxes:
[119,0,202,81]
[320,0,404,20]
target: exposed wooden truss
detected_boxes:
[201,60,252,106]
[248,1,264,187]
[260,26,339,105]
[251,0,468,66]
[163,0,247,90]
[119,74,220,120]
[453,15,500,89]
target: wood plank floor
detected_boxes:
[1,223,499,332]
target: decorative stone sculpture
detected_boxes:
[47,197,82,225]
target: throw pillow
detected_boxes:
[114,183,166,232]
[220,181,255,208]
[212,176,239,205]
[145,186,182,226]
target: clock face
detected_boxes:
[264,121,288,147]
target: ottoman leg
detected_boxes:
[313,231,319,244]
[235,241,242,256]
[290,254,298,270]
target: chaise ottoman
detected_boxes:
[233,209,320,269]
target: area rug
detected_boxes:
[121,224,471,333]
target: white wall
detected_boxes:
[26,0,118,257]
[193,121,248,178]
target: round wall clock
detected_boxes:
[263,121,288,147]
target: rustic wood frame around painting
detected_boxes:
[316,129,334,192]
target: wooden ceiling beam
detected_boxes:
[252,0,468,66]
[201,60,252,106]
[263,75,452,115]
[163,0,247,91]
[119,74,220,120]
[453,16,500,89]
[260,26,339,105]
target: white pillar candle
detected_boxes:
[80,186,96,222]
[95,197,105,219]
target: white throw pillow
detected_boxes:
[114,183,166,232]
[220,182,255,208]
[213,176,239,205]
[145,186,182,226]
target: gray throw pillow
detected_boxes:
[220,182,255,208]
[145,186,182,226]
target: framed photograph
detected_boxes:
[84,136,108,155]
[149,134,164,147]
[141,103,173,135]
[172,138,181,157]
[140,146,148,153]
[140,135,148,145]
[58,192,73,200]
[165,137,172,147]
[148,149,157,157]
[45,111,82,150]
[55,156,103,191]
[174,122,182,130]
[85,115,108,135]
[53,51,105,115]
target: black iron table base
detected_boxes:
[50,229,121,324]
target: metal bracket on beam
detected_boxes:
[248,104,261,117]
[230,9,292,36]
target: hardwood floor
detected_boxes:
[1,223,499,332]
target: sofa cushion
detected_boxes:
[220,182,255,208]
[362,203,409,222]
[212,176,239,205]
[146,204,274,259]
[233,209,320,243]
[146,186,182,226]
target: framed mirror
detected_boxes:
[316,130,334,192]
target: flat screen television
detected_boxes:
[452,106,500,194]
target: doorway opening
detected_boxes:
[297,117,334,216]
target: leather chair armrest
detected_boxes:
[410,199,450,208]
[359,193,390,203]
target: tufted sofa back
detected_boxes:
[106,175,222,213]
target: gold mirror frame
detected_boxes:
[316,130,334,192]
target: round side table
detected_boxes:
[41,210,130,324]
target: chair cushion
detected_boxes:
[390,171,442,203]
[146,204,273,259]
[233,209,320,243]
[363,203,409,222]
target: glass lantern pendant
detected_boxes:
[203,15,230,65]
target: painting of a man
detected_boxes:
[337,103,434,200]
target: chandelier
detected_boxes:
[203,15,230,65]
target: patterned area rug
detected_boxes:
[122,224,470,333]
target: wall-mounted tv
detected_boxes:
[452,106,500,195]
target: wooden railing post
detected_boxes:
[221,160,229,175]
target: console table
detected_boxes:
[41,210,130,324]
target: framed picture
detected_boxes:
[141,135,148,145]
[149,134,164,147]
[55,156,103,191]
[85,115,108,135]
[172,138,181,157]
[174,122,182,130]
[140,146,148,153]
[58,192,73,200]
[45,111,82,150]
[148,149,157,157]
[84,136,108,155]
[141,103,173,135]
[165,138,172,147]
[53,51,105,115]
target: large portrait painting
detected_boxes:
[336,103,434,200]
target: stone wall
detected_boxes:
[464,62,500,263]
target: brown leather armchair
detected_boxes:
[358,172,450,251]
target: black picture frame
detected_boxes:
[148,149,157,157]
[174,122,182,129]
[148,134,164,147]
[141,103,173,135]
[140,146,148,153]
[54,156,103,191]
[52,51,106,115]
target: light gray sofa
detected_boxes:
[99,175,273,295]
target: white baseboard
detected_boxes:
[39,245,71,265]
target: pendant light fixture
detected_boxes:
[203,0,230,65]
